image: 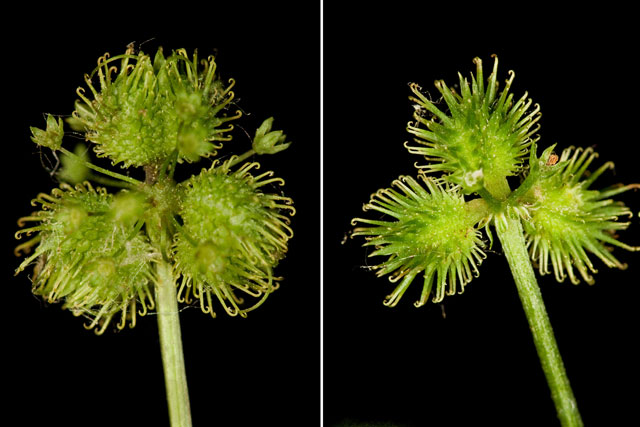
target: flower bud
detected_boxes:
[253,117,291,154]
[30,114,63,150]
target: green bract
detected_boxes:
[406,57,540,195]
[352,176,486,306]
[70,47,241,167]
[57,143,91,184]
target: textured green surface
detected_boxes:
[352,176,486,306]
[71,47,239,167]
[15,183,156,333]
[173,160,294,317]
[406,57,540,196]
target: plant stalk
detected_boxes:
[59,147,142,186]
[496,215,583,427]
[156,260,193,427]
[227,148,256,168]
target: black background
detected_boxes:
[4,4,640,427]
[323,5,640,427]
[2,4,319,427]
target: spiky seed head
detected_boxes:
[172,159,295,317]
[521,146,639,284]
[70,47,241,168]
[15,183,157,334]
[406,56,541,195]
[352,176,486,306]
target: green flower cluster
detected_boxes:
[16,47,294,333]
[15,183,156,334]
[69,47,241,167]
[173,159,295,317]
[406,57,540,196]
[352,176,486,306]
[520,146,637,284]
[354,56,637,306]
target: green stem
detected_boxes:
[496,215,583,427]
[227,148,256,168]
[156,260,193,427]
[59,147,142,186]
[88,173,137,189]
[476,186,503,212]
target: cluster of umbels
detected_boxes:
[353,56,638,306]
[15,46,294,334]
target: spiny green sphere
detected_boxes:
[406,57,541,195]
[173,160,295,317]
[352,176,486,306]
[71,47,240,167]
[15,184,157,334]
[521,147,638,284]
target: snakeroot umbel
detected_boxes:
[15,46,294,427]
[352,56,638,427]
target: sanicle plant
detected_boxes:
[352,56,638,426]
[15,46,294,427]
